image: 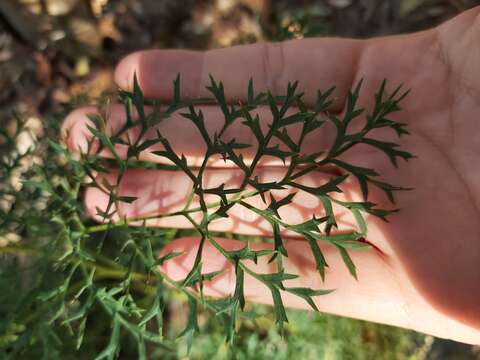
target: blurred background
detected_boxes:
[0,0,479,359]
[1,0,480,120]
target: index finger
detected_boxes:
[114,38,364,110]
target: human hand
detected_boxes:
[62,7,480,344]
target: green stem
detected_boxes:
[86,190,259,234]
[0,244,41,255]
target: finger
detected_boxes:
[114,28,445,118]
[160,236,389,311]
[84,167,380,244]
[62,104,335,167]
[158,236,480,344]
[114,39,364,110]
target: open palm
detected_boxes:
[63,7,480,344]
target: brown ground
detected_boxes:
[1,0,478,122]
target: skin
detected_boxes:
[62,8,480,344]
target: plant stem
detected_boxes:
[86,190,259,233]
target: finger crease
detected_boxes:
[262,42,284,94]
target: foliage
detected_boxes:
[186,309,424,360]
[0,72,416,359]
